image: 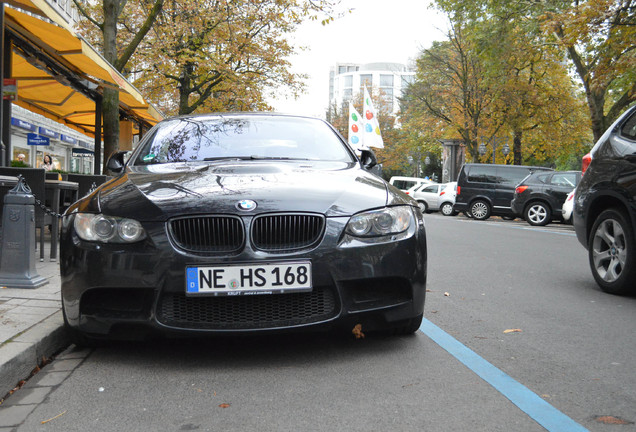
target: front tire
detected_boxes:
[440,202,456,216]
[62,301,104,348]
[588,208,636,295]
[470,200,491,220]
[417,201,428,213]
[525,202,551,226]
[387,314,423,336]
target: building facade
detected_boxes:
[10,105,95,173]
[328,62,415,115]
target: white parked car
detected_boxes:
[561,188,575,223]
[389,176,434,192]
[408,182,457,215]
[438,182,458,216]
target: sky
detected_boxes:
[269,0,449,118]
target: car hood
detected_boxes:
[89,161,403,221]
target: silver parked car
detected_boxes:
[408,182,457,215]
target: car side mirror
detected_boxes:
[106,151,128,174]
[360,149,377,170]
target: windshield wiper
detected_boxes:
[247,156,311,161]
[202,156,253,161]
[203,156,311,161]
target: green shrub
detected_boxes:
[10,160,30,167]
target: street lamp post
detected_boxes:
[479,136,510,164]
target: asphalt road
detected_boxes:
[9,214,636,431]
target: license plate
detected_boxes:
[185,261,312,296]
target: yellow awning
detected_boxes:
[4,5,163,138]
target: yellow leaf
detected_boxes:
[352,324,365,339]
[503,329,522,334]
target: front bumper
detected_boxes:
[60,214,427,339]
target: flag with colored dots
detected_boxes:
[348,102,365,151]
[362,86,384,148]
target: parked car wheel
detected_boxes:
[470,200,491,220]
[588,208,636,295]
[417,200,428,213]
[440,202,455,216]
[525,202,551,226]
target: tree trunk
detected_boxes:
[587,90,606,142]
[102,88,119,170]
[513,130,522,165]
[101,0,120,174]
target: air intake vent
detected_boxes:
[169,216,244,253]
[158,287,337,329]
[251,213,324,252]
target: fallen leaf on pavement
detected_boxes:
[219,403,231,408]
[352,324,365,339]
[503,329,522,334]
[594,416,633,425]
[41,411,67,424]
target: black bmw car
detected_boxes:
[60,113,427,343]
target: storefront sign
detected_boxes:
[60,134,77,145]
[72,147,94,156]
[27,133,50,146]
[3,78,17,101]
[38,127,59,139]
[11,118,37,132]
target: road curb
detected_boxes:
[0,311,69,398]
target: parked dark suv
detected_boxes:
[573,104,636,295]
[510,170,581,226]
[454,164,552,220]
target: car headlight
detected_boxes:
[74,213,146,243]
[345,206,412,237]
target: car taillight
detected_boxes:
[405,192,410,195]
[567,193,574,201]
[581,152,592,174]
[515,186,528,194]
[457,186,461,195]
[440,191,446,196]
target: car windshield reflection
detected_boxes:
[134,115,354,165]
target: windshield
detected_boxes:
[133,115,355,165]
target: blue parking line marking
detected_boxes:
[419,318,588,432]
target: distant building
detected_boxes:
[47,0,81,24]
[328,62,415,115]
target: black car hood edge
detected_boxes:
[86,161,404,221]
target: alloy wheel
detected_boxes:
[525,203,550,226]
[470,201,490,220]
[591,218,627,283]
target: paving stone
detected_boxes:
[56,347,91,360]
[45,358,83,372]
[27,371,71,387]
[22,299,61,308]
[1,387,52,406]
[0,404,36,427]
[0,299,28,306]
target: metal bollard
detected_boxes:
[0,176,48,288]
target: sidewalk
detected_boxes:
[0,238,69,398]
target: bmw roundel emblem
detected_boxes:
[236,199,257,211]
